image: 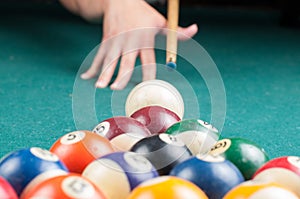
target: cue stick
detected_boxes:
[166,0,179,68]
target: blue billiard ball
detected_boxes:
[82,151,158,199]
[170,155,244,199]
[0,147,68,196]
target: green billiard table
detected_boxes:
[0,2,299,160]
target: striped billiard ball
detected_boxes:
[82,151,158,199]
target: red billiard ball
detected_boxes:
[253,168,300,197]
[253,156,300,177]
[50,130,114,173]
[92,116,151,151]
[0,176,18,199]
[21,173,106,199]
[130,105,181,135]
[92,116,151,140]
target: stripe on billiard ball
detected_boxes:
[82,152,158,199]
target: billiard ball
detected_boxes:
[0,147,68,195]
[21,173,106,199]
[93,116,151,139]
[209,137,269,180]
[253,156,300,177]
[165,119,219,155]
[170,154,244,199]
[0,176,18,199]
[223,180,299,199]
[130,133,192,175]
[252,168,300,197]
[130,105,181,135]
[82,151,158,199]
[125,79,184,119]
[50,130,114,173]
[128,176,208,199]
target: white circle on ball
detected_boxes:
[62,176,95,198]
[124,152,153,172]
[198,154,225,163]
[30,147,59,162]
[159,133,185,147]
[197,119,218,133]
[287,156,300,169]
[60,131,86,145]
[92,121,110,137]
[209,138,232,156]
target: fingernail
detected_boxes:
[110,82,118,89]
[80,73,89,79]
[95,80,106,88]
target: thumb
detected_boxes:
[161,23,198,41]
[177,23,198,40]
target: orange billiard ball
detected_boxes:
[128,176,208,199]
[50,130,114,173]
[21,173,106,199]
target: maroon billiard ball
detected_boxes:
[130,106,181,135]
[92,116,152,151]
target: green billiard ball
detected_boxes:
[209,137,269,180]
[165,119,220,156]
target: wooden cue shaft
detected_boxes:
[166,0,179,64]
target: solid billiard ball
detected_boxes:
[130,133,192,175]
[170,154,244,199]
[0,147,68,196]
[253,168,300,197]
[92,116,151,139]
[253,156,300,177]
[0,176,18,199]
[125,79,184,119]
[209,137,269,180]
[223,180,299,199]
[130,105,181,135]
[82,151,158,199]
[21,173,106,199]
[50,130,114,173]
[128,176,208,199]
[165,119,219,155]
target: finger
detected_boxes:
[177,23,198,40]
[110,50,138,90]
[95,44,122,88]
[161,23,198,41]
[140,48,156,81]
[80,42,107,80]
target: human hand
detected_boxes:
[80,0,198,90]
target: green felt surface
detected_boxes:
[0,3,299,159]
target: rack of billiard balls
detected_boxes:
[0,80,299,199]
